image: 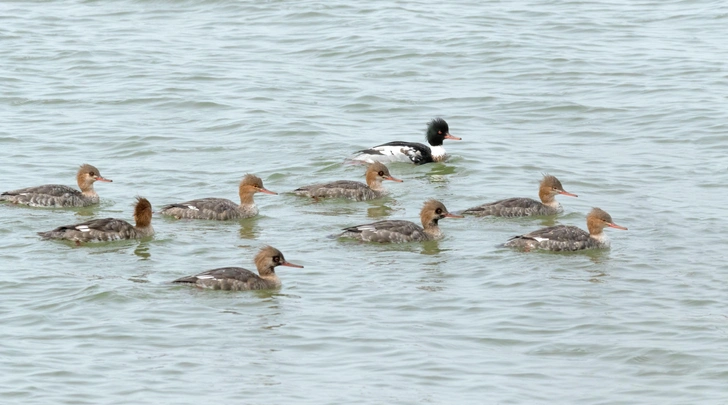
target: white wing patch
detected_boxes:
[75,225,91,232]
[196,275,216,280]
[533,237,549,242]
[354,146,419,163]
[187,205,200,211]
[357,225,378,232]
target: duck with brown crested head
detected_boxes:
[38,197,154,242]
[504,207,628,251]
[337,199,462,243]
[463,174,577,217]
[172,246,303,291]
[1,163,112,207]
[293,162,403,201]
[160,174,276,220]
[349,118,462,165]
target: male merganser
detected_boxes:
[172,246,303,291]
[504,207,628,251]
[160,174,276,220]
[463,175,577,217]
[1,164,112,207]
[349,118,461,164]
[337,199,462,243]
[293,162,403,201]
[38,197,154,242]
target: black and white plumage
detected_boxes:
[463,175,577,217]
[337,199,462,243]
[160,174,276,220]
[172,246,303,291]
[38,197,154,242]
[1,164,112,207]
[293,162,403,201]
[349,118,461,165]
[504,207,628,251]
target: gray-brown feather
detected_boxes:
[160,198,257,220]
[172,267,279,291]
[463,197,560,217]
[504,225,603,251]
[294,180,381,201]
[339,220,430,243]
[0,185,98,207]
[38,218,153,242]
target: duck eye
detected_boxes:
[272,256,280,263]
[435,208,442,214]
[378,171,384,176]
[89,172,95,176]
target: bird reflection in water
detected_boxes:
[134,242,151,260]
[426,164,456,186]
[367,203,395,219]
[239,217,261,239]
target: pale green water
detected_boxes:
[1,1,727,404]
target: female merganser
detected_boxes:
[504,207,628,251]
[337,199,462,243]
[38,197,154,242]
[160,174,276,220]
[1,164,112,207]
[293,162,403,201]
[172,246,303,291]
[463,175,577,217]
[349,118,461,164]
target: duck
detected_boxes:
[172,246,303,291]
[38,197,154,242]
[463,174,577,217]
[160,174,276,220]
[293,162,403,201]
[337,199,462,243]
[349,118,461,165]
[1,164,112,207]
[504,207,628,251]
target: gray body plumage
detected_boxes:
[294,180,383,201]
[1,184,99,207]
[463,197,561,217]
[173,267,279,291]
[339,220,434,243]
[160,198,257,220]
[38,218,154,242]
[504,225,607,251]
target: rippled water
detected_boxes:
[2,1,728,404]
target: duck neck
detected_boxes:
[79,181,97,197]
[429,145,446,159]
[422,218,441,237]
[258,268,281,287]
[586,218,604,238]
[366,172,385,192]
[239,190,256,207]
[538,187,556,205]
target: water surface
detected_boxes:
[1,1,727,404]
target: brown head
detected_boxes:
[76,164,112,192]
[254,246,304,277]
[238,174,277,204]
[365,162,403,189]
[133,197,153,228]
[419,199,463,228]
[586,207,628,236]
[538,174,577,204]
